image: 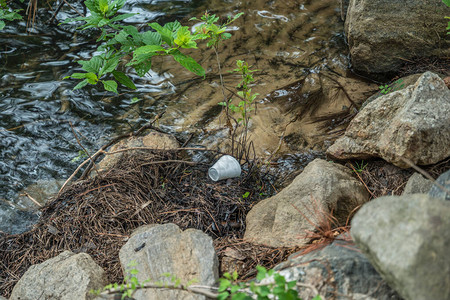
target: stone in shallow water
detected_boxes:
[327,72,450,168]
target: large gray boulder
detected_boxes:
[10,251,107,300]
[327,72,450,168]
[351,194,450,300]
[119,224,219,300]
[345,0,450,74]
[429,169,450,201]
[244,159,369,247]
[273,235,402,300]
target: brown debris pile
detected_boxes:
[347,158,450,199]
[0,149,293,298]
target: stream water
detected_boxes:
[0,0,377,234]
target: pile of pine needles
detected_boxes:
[0,148,295,297]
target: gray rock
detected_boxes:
[244,158,369,247]
[10,251,107,300]
[402,173,433,195]
[351,194,450,300]
[273,235,402,300]
[119,223,219,300]
[345,0,450,74]
[327,72,450,168]
[429,169,450,201]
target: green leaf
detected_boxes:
[230,285,241,293]
[70,72,89,79]
[149,22,174,46]
[142,31,162,45]
[79,56,103,73]
[98,0,109,14]
[222,32,232,40]
[84,0,99,14]
[256,266,267,281]
[123,25,143,44]
[0,21,5,30]
[217,292,229,300]
[103,80,118,93]
[99,56,120,77]
[130,97,140,104]
[110,13,135,22]
[112,70,136,89]
[218,279,231,292]
[231,293,252,300]
[133,60,152,76]
[174,26,197,48]
[443,0,450,7]
[98,18,109,27]
[129,269,139,275]
[73,79,89,90]
[134,44,165,56]
[170,49,205,77]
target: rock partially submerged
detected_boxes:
[351,194,450,300]
[244,158,369,247]
[345,0,450,74]
[10,251,106,300]
[327,72,450,168]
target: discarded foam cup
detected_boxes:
[208,155,241,181]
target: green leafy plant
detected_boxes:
[218,266,322,300]
[71,150,88,163]
[379,79,404,95]
[0,0,23,30]
[62,0,213,92]
[220,60,259,127]
[353,160,368,173]
[190,11,243,121]
[444,0,450,34]
[92,264,322,300]
[91,261,148,299]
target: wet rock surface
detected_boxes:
[244,158,369,247]
[327,72,450,168]
[351,194,450,300]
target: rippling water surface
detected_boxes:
[1,0,373,233]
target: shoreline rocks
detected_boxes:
[244,158,369,247]
[327,72,450,168]
[345,0,450,74]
